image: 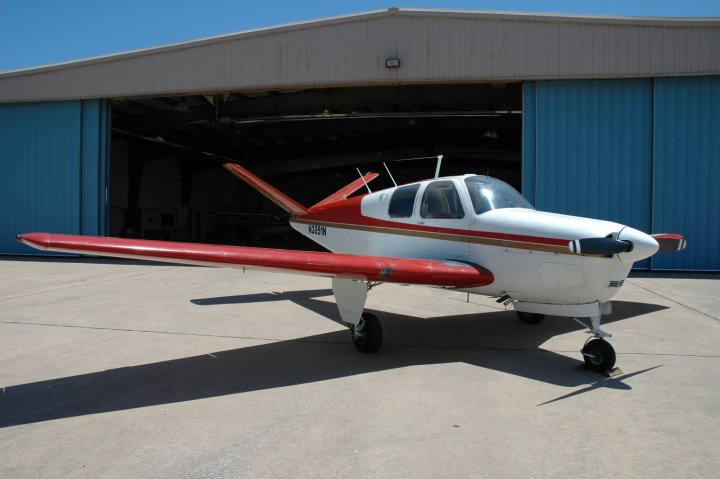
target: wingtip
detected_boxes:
[16,232,50,248]
[17,232,36,248]
[16,232,33,243]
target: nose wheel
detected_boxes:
[572,314,617,372]
[350,312,383,353]
[581,338,616,372]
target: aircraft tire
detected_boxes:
[351,312,383,353]
[582,338,616,372]
[516,311,545,324]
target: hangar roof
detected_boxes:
[1,8,719,103]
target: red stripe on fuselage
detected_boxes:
[301,196,569,247]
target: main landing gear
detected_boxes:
[516,311,545,324]
[349,312,383,353]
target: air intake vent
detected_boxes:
[608,280,625,288]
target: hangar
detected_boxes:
[1,8,719,270]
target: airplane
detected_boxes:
[18,160,686,373]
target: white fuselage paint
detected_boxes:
[291,175,648,307]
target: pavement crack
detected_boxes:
[0,267,176,302]
[0,319,285,342]
[3,320,719,357]
[625,280,720,322]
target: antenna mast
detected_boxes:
[356,168,372,193]
[434,155,444,178]
[383,162,397,187]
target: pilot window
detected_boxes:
[388,184,420,218]
[464,176,534,214]
[420,181,465,219]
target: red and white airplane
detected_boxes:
[18,161,686,372]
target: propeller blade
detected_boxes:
[568,237,633,255]
[651,234,687,253]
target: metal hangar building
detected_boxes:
[1,8,718,270]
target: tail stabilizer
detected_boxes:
[224,163,308,216]
[311,172,379,210]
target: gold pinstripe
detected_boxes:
[293,218,603,257]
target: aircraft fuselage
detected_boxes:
[291,174,658,307]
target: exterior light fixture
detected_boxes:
[385,58,400,68]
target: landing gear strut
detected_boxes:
[350,312,383,353]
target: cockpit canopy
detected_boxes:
[384,175,533,220]
[463,176,534,214]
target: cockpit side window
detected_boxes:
[420,181,465,219]
[388,184,420,218]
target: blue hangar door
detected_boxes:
[0,100,110,255]
[523,77,720,271]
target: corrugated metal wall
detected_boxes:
[0,100,109,255]
[652,77,720,270]
[1,10,719,103]
[524,76,720,271]
[524,79,653,228]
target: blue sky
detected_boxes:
[1,0,718,72]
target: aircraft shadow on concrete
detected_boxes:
[0,293,667,429]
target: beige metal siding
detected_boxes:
[1,9,719,102]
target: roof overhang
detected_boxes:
[1,8,719,103]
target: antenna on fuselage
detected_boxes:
[434,155,443,178]
[356,167,372,193]
[383,162,397,187]
[393,154,445,179]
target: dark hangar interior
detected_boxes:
[110,83,522,247]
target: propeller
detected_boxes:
[651,234,687,253]
[568,237,633,255]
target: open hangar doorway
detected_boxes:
[109,83,522,249]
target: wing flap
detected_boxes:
[18,233,494,287]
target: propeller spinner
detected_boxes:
[569,227,661,263]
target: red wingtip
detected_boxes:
[17,232,48,249]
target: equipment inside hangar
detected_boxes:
[109,83,522,247]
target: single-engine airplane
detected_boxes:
[18,161,686,372]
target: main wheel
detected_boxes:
[350,312,383,353]
[581,338,616,372]
[517,311,545,324]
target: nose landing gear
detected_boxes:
[581,338,616,372]
[576,314,616,372]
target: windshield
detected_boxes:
[464,176,534,214]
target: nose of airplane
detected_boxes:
[616,226,659,263]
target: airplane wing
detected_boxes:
[17,233,493,288]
